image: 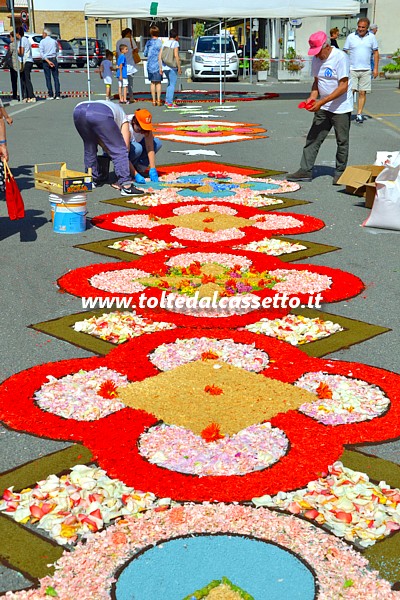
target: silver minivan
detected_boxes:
[190,35,240,82]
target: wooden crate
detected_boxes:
[34,163,93,194]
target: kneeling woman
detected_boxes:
[73,100,144,196]
[128,108,162,184]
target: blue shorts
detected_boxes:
[147,70,162,82]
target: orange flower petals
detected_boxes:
[201,422,224,442]
[204,384,223,396]
[201,351,220,361]
[316,382,333,400]
[98,380,119,399]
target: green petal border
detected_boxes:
[73,235,339,264]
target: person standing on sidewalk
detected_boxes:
[159,29,182,108]
[330,27,340,49]
[286,31,352,185]
[39,29,61,100]
[343,18,379,124]
[16,27,36,103]
[6,32,19,102]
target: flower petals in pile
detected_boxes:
[166,252,252,270]
[73,311,176,344]
[89,268,149,294]
[245,314,343,345]
[250,214,304,230]
[108,237,184,255]
[253,462,400,548]
[234,238,307,255]
[296,372,390,425]
[270,269,332,294]
[0,465,171,545]
[6,504,399,599]
[132,189,285,208]
[173,204,237,215]
[113,214,161,229]
[34,367,127,421]
[170,226,245,242]
[149,337,269,372]
[138,422,288,476]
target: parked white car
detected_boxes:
[190,35,240,81]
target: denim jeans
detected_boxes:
[43,59,60,97]
[129,138,162,167]
[164,68,178,104]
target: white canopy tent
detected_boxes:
[83,0,361,101]
[84,1,360,20]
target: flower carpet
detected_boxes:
[153,120,268,145]
[1,160,399,598]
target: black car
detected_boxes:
[69,38,106,68]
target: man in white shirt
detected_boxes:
[343,17,379,124]
[287,31,353,185]
[39,29,61,99]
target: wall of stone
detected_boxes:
[34,11,126,43]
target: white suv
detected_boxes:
[190,35,240,82]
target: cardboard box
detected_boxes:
[34,163,92,194]
[337,165,384,197]
[365,183,377,209]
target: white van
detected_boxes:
[190,35,240,82]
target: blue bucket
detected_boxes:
[50,194,87,234]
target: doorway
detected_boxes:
[96,23,112,51]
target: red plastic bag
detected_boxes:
[298,100,316,111]
[4,160,25,220]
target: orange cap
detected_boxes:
[135,108,154,130]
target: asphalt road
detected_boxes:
[0,72,399,593]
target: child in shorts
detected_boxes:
[116,44,129,104]
[99,50,114,101]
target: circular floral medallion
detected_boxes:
[17,505,399,599]
[1,330,399,502]
[57,249,364,328]
[92,203,325,247]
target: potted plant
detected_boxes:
[253,48,270,82]
[382,49,400,79]
[285,47,304,76]
[278,47,304,81]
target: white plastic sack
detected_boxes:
[374,151,400,168]
[363,164,400,230]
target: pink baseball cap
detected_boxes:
[308,31,328,56]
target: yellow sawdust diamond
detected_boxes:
[118,360,315,435]
[162,212,251,232]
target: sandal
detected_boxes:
[152,101,157,106]
[110,182,121,190]
[157,100,163,106]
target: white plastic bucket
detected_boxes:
[49,193,87,234]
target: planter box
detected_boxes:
[384,72,400,79]
[277,69,301,81]
[257,70,268,82]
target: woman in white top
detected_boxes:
[159,29,182,107]
[16,27,36,102]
